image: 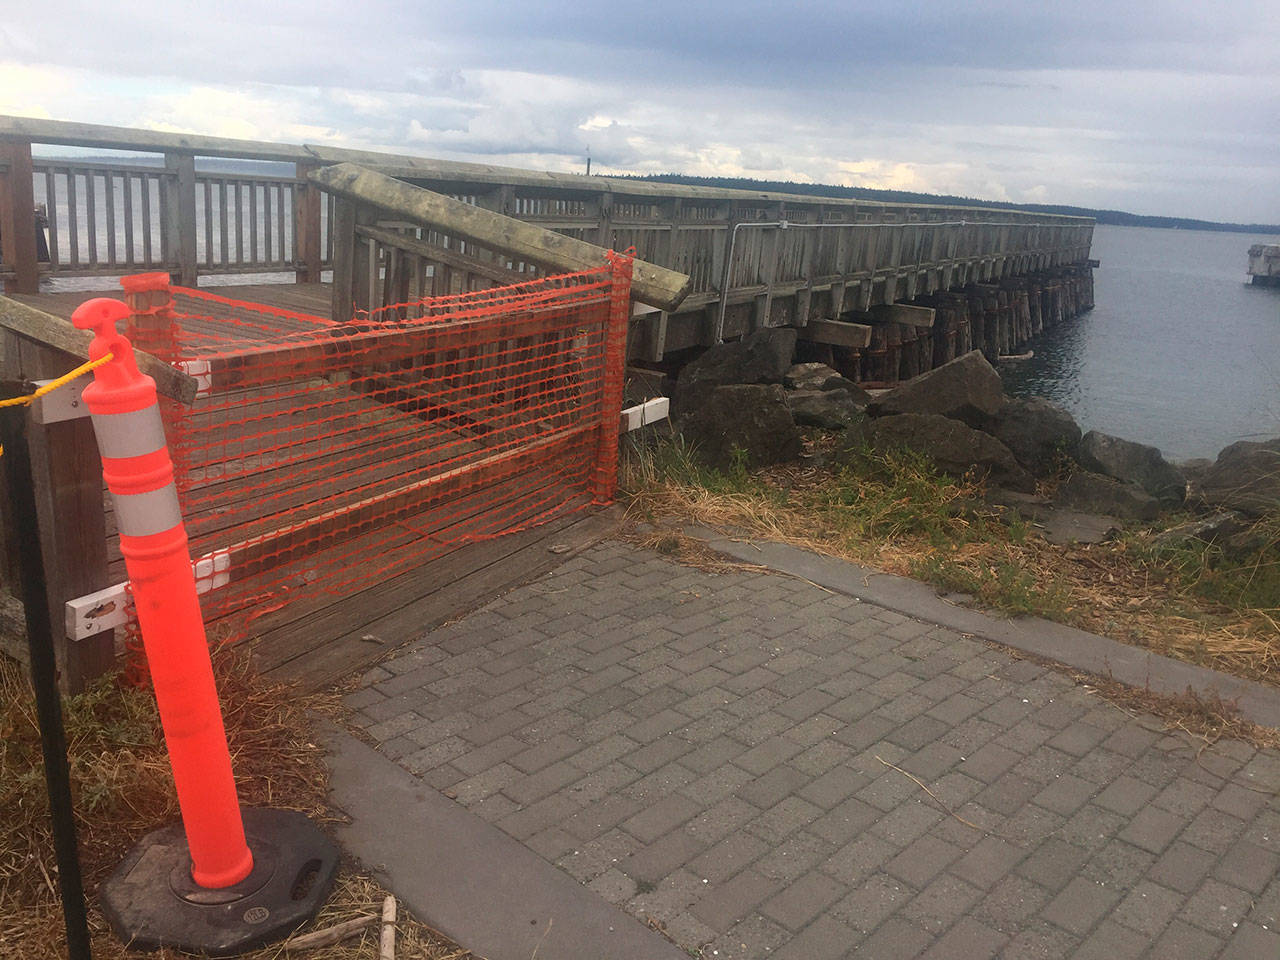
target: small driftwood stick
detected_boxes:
[282,914,376,951]
[380,894,397,960]
[876,755,980,830]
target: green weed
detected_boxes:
[911,555,1073,620]
[1136,514,1280,615]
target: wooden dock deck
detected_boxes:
[8,280,333,324]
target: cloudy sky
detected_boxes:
[2,1,1277,223]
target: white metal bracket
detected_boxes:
[31,358,211,423]
[30,376,90,424]
[64,550,230,641]
[619,397,669,433]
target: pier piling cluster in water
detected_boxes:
[831,264,1095,387]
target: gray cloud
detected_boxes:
[3,0,1277,221]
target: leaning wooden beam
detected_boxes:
[795,318,873,349]
[869,303,935,328]
[355,224,527,286]
[0,296,198,404]
[310,163,692,312]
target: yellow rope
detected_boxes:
[0,352,114,458]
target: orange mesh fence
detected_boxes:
[116,253,632,651]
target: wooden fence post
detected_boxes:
[595,191,613,249]
[2,334,113,691]
[122,271,179,359]
[294,161,323,282]
[329,196,373,324]
[0,328,22,589]
[0,140,39,294]
[163,151,197,286]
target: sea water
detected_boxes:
[1001,224,1280,462]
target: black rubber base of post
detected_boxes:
[100,808,339,956]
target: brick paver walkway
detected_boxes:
[346,541,1280,959]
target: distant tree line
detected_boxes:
[622,173,1280,235]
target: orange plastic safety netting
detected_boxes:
[120,255,632,649]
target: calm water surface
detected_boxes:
[1001,225,1280,461]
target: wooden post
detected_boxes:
[28,406,114,692]
[755,204,783,329]
[163,151,197,286]
[330,196,357,324]
[122,271,178,360]
[595,191,613,249]
[0,328,23,589]
[0,140,39,294]
[294,161,324,282]
[2,335,113,691]
[355,211,375,313]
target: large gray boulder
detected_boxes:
[989,397,1082,476]
[819,375,874,406]
[676,384,802,470]
[1055,470,1161,522]
[1197,438,1280,517]
[673,328,797,416]
[784,362,874,406]
[787,390,864,429]
[867,350,1004,428]
[785,362,841,391]
[1079,431,1185,505]
[858,412,1036,492]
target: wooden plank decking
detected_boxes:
[9,280,334,324]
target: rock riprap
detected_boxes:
[675,383,802,470]
[1079,431,1185,505]
[988,397,1082,477]
[855,412,1036,492]
[1196,438,1280,517]
[867,350,1004,428]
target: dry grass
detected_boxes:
[991,643,1280,752]
[621,432,1280,686]
[0,651,473,960]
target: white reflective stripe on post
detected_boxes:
[112,483,184,537]
[92,405,169,460]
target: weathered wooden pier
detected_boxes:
[0,116,1096,689]
[0,116,1094,372]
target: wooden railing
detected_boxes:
[0,118,343,289]
[1,116,1094,356]
[17,157,336,282]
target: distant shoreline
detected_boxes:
[27,149,1280,236]
[625,173,1280,236]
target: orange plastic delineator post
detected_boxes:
[72,297,253,890]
